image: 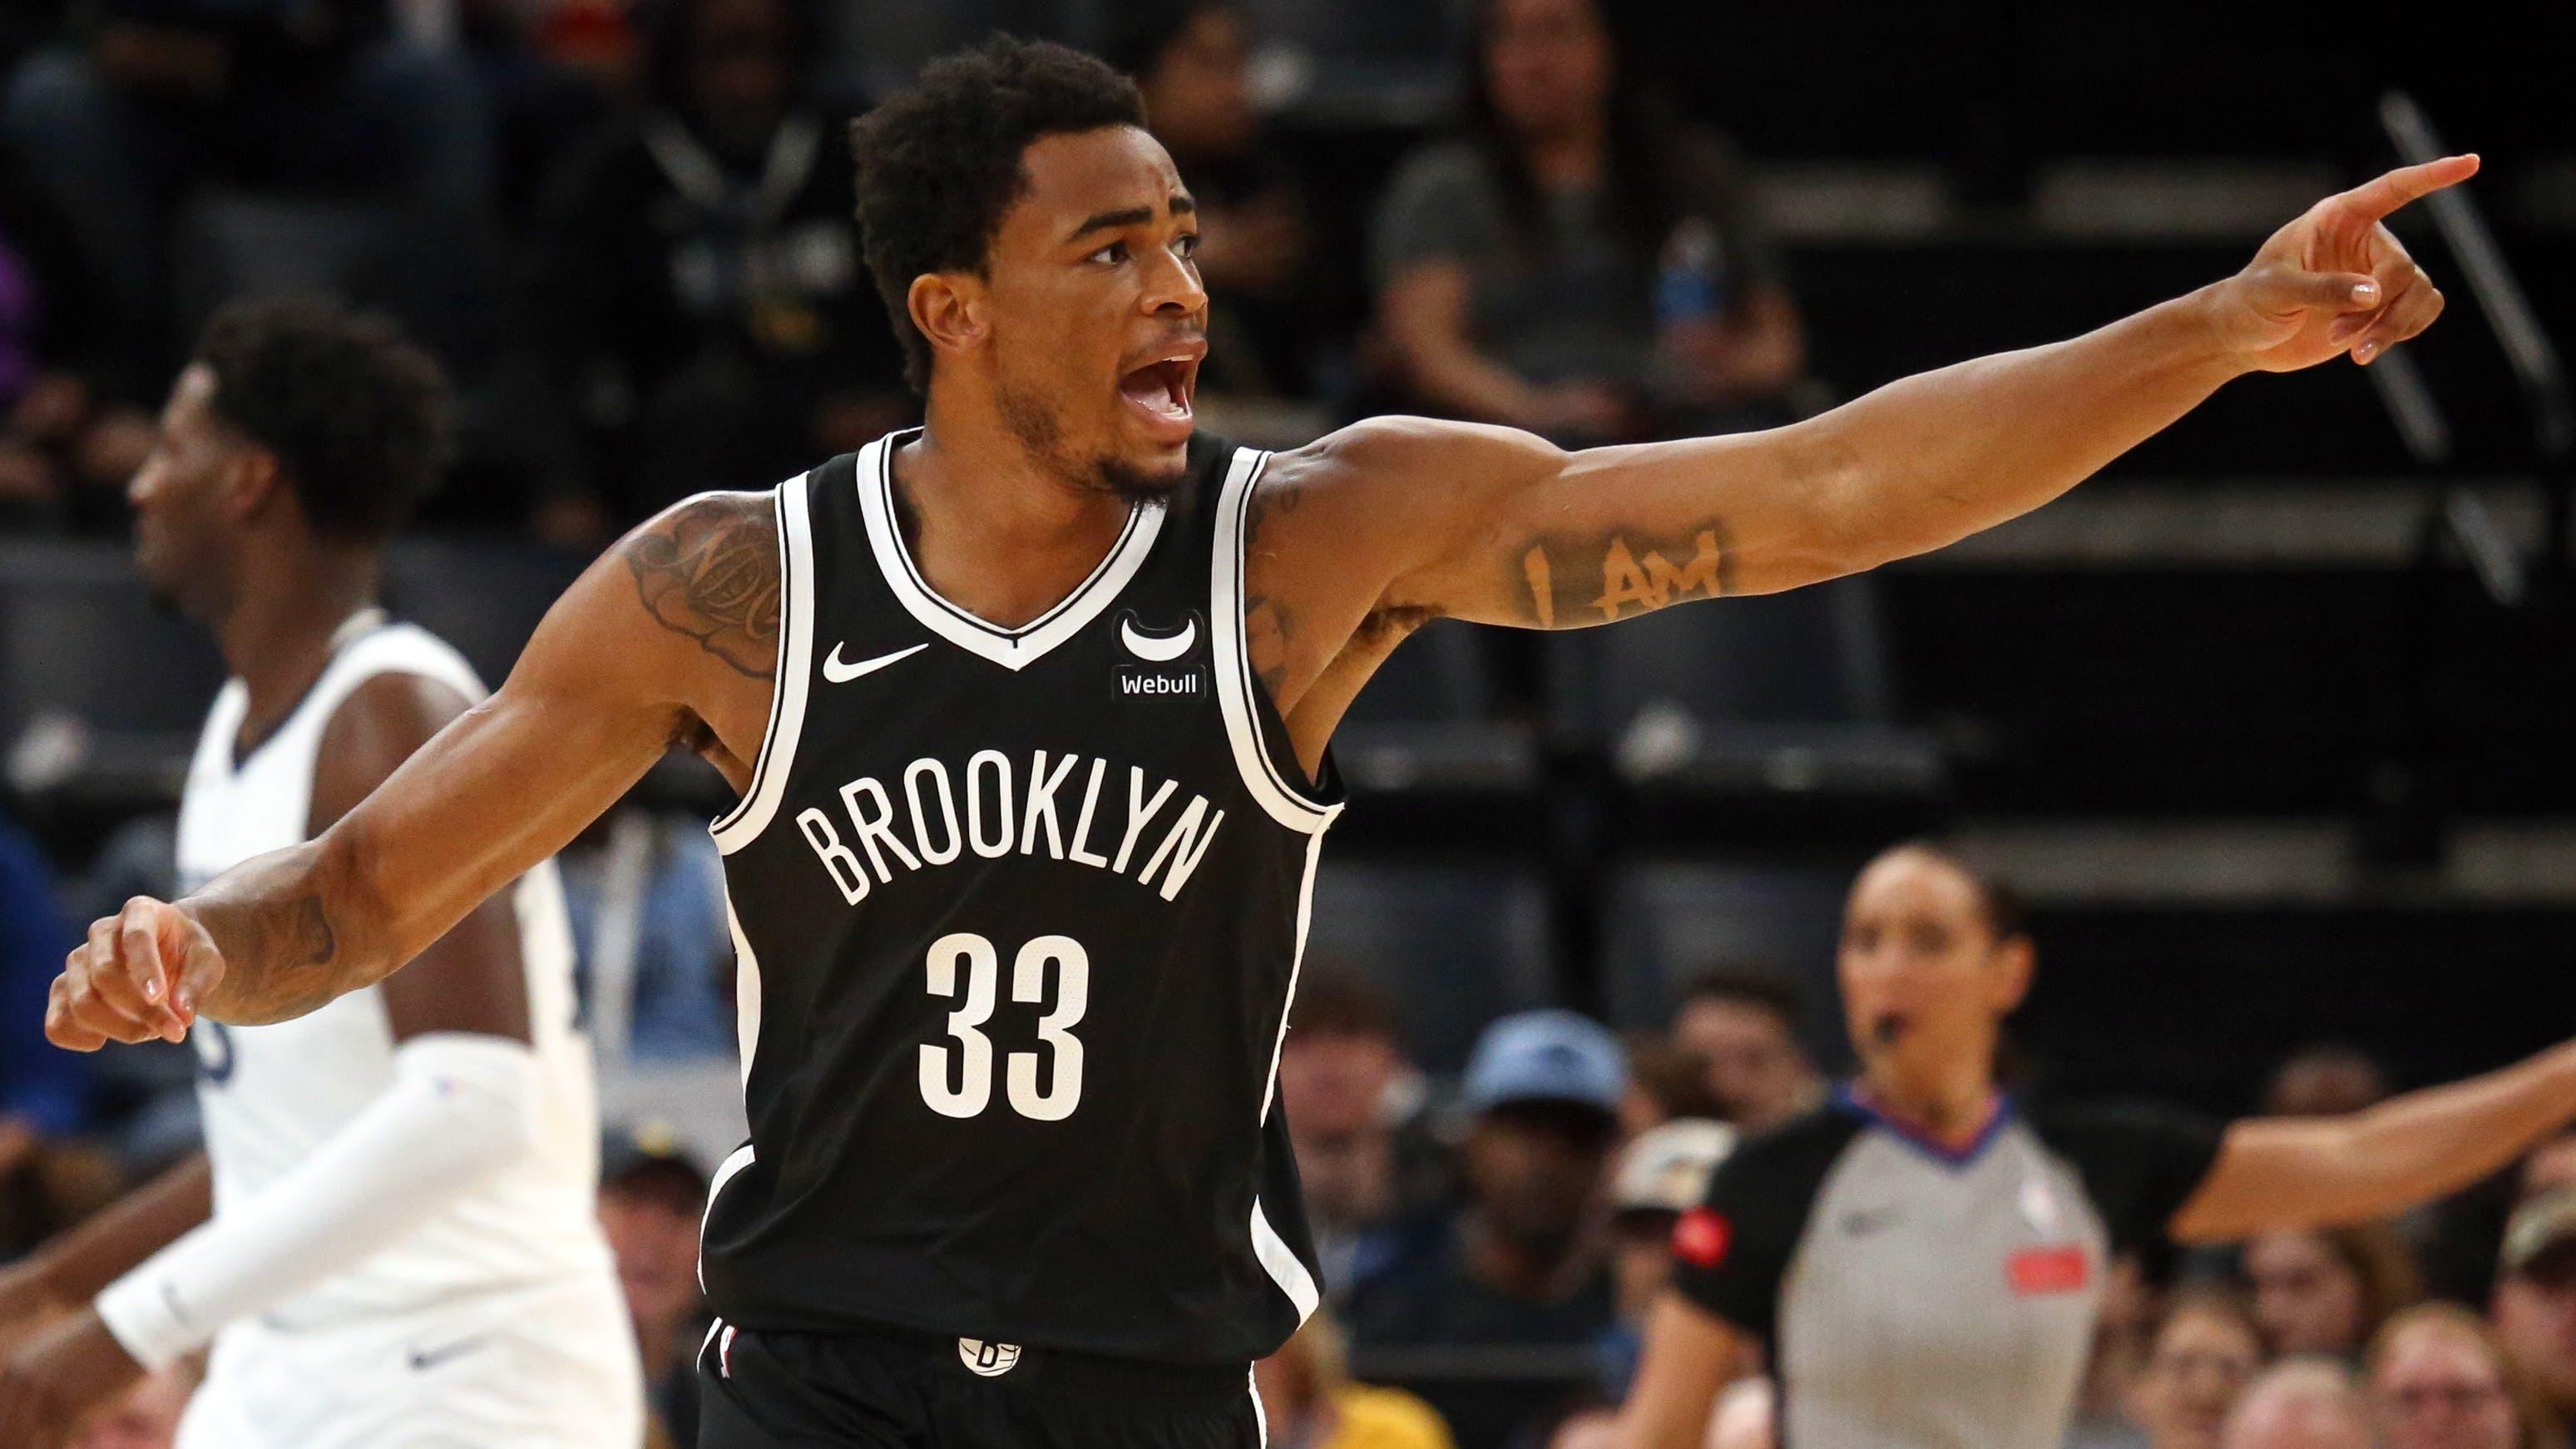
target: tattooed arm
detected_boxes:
[46,492,782,1046]
[1246,160,2468,767]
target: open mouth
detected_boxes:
[1117,354,1197,437]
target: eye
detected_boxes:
[1174,232,1200,259]
[1087,240,1129,265]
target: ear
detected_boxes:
[907,272,988,373]
[1989,935,2036,1016]
[223,446,287,524]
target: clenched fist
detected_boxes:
[47,897,227,1051]
[2211,153,2475,373]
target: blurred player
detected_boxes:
[49,37,2470,1449]
[1615,843,2576,1449]
[0,299,640,1447]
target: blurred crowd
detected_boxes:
[0,0,1811,544]
[15,794,2576,1449]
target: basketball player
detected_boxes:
[45,38,2468,1449]
[0,299,640,1447]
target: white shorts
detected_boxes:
[176,1275,644,1449]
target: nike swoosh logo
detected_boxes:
[406,1335,492,1372]
[1120,617,1198,663]
[823,641,927,683]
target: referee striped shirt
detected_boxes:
[1670,1086,2223,1449]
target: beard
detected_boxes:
[995,378,1189,503]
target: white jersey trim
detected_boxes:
[698,1144,757,1293]
[723,889,763,1090]
[1249,1197,1321,1328]
[1210,448,1342,834]
[858,429,1167,673]
[710,477,818,853]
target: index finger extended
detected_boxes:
[2333,154,2480,222]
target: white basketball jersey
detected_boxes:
[175,620,616,1328]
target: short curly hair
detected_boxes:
[849,36,1148,393]
[192,296,450,542]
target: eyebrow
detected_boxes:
[1063,193,1197,245]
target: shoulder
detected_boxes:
[616,489,784,681]
[309,665,479,833]
[1268,414,1560,503]
[2027,1099,2227,1164]
[1709,1102,1869,1201]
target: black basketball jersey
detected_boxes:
[699,428,1345,1367]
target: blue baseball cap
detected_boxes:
[1460,1010,1627,1117]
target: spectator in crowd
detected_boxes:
[502,0,909,537]
[1600,1118,1735,1395]
[597,1126,711,1448]
[2129,1288,2269,1449]
[558,809,734,1062]
[1669,967,1822,1132]
[1104,0,1321,404]
[2518,1134,2576,1203]
[1617,1032,1724,1137]
[64,1363,192,1449]
[2366,1302,2552,1449]
[1277,972,1442,1306]
[1,0,493,364]
[0,148,155,534]
[2220,1360,2381,1449]
[2246,1224,2424,1361]
[2265,1047,2395,1120]
[0,805,107,1259]
[2072,1257,2159,1449]
[1253,1313,1455,1449]
[1347,1010,1623,1351]
[1370,0,1803,446]
[2490,1189,2576,1430]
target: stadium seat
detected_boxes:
[1332,620,1538,797]
[0,542,222,804]
[1596,858,1849,1046]
[1303,860,1553,1073]
[1542,576,1946,808]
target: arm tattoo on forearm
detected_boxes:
[1518,523,1734,628]
[195,892,345,1025]
[623,497,781,679]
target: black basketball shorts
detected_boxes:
[695,1319,1265,1448]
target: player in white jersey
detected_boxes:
[0,299,640,1448]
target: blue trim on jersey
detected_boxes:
[1832,1081,2016,1169]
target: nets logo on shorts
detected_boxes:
[958,1338,1023,1377]
[1673,1207,1732,1270]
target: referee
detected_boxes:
[1616,842,2576,1449]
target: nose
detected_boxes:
[1142,244,1206,319]
[126,460,157,510]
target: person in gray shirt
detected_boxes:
[1616,841,2576,1449]
[1370,0,1805,446]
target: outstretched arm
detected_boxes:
[1377,156,2470,624]
[2168,1038,2576,1244]
[44,491,781,1046]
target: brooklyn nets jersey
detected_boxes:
[702,429,1346,1366]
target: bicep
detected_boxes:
[311,562,699,985]
[1344,417,1863,631]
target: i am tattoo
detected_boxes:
[1519,524,1734,627]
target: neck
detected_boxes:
[1522,117,1605,189]
[1854,1058,2000,1150]
[214,543,379,736]
[1462,1211,1589,1300]
[897,403,1143,628]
